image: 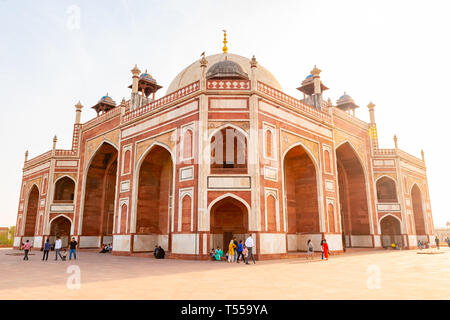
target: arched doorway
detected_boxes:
[283,145,319,251]
[411,184,426,237]
[210,196,249,251]
[82,143,118,246]
[50,216,72,247]
[376,176,398,203]
[210,126,247,174]
[336,142,371,248]
[24,185,39,238]
[380,215,402,248]
[135,145,173,252]
[54,176,75,203]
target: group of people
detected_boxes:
[99,243,112,253]
[153,245,165,259]
[306,239,330,261]
[22,236,78,261]
[210,235,256,264]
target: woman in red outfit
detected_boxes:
[322,239,329,260]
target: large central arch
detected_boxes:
[336,142,371,248]
[411,184,426,237]
[209,195,249,251]
[135,144,173,252]
[24,185,40,238]
[81,142,118,246]
[283,144,320,252]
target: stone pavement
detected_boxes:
[0,247,449,299]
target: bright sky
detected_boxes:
[0,0,449,228]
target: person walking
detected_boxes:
[55,236,64,261]
[227,240,236,263]
[306,239,314,261]
[245,235,256,264]
[322,239,329,261]
[69,237,78,260]
[320,239,324,260]
[435,236,440,250]
[233,238,238,262]
[236,240,244,263]
[42,239,51,261]
[23,240,31,261]
[447,237,450,248]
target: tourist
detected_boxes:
[391,242,396,250]
[156,246,165,259]
[447,238,450,248]
[214,247,223,261]
[233,238,238,262]
[322,239,329,261]
[236,240,244,263]
[108,243,113,252]
[417,240,423,250]
[154,245,160,258]
[42,239,51,261]
[23,240,31,261]
[320,239,324,260]
[228,240,236,263]
[435,237,440,250]
[243,245,248,263]
[306,239,313,261]
[54,236,64,261]
[69,237,77,260]
[61,249,67,261]
[245,235,256,264]
[99,244,108,253]
[210,249,216,261]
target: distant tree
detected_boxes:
[8,226,16,245]
[0,230,8,245]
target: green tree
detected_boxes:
[8,226,16,245]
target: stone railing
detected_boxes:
[123,81,200,123]
[82,105,122,131]
[207,79,250,90]
[24,150,52,169]
[257,81,331,123]
[373,148,396,156]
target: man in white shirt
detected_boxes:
[245,235,256,264]
[54,236,64,261]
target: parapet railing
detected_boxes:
[123,81,200,123]
[373,148,396,156]
[82,105,122,131]
[257,81,332,123]
[207,79,250,90]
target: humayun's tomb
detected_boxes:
[14,35,435,259]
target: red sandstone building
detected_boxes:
[14,41,435,258]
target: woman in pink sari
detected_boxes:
[322,239,329,260]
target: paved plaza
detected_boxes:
[0,247,449,299]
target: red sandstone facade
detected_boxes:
[14,51,435,259]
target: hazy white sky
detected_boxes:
[0,0,449,228]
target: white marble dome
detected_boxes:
[166,53,283,94]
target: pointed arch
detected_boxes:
[282,142,322,238]
[376,175,398,203]
[411,183,426,235]
[209,194,250,251]
[23,184,40,237]
[134,143,174,236]
[336,141,372,247]
[79,141,118,239]
[131,141,175,234]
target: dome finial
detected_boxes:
[222,29,228,54]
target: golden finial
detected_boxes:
[393,134,398,148]
[421,149,425,161]
[222,30,228,54]
[367,101,376,110]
